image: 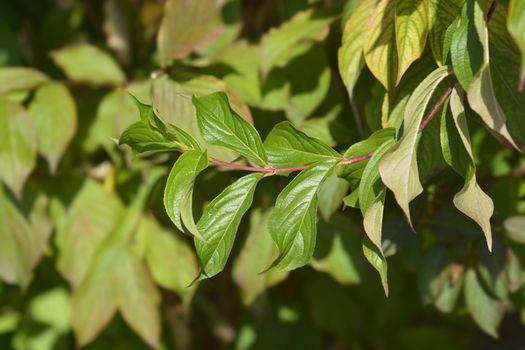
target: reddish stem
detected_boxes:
[209,80,457,176]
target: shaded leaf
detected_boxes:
[428,0,462,65]
[363,235,388,296]
[508,0,525,88]
[0,67,48,94]
[503,216,525,244]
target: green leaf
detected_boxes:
[157,0,225,66]
[55,179,124,287]
[318,171,350,221]
[440,97,470,176]
[0,67,48,94]
[464,268,504,338]
[503,216,525,244]
[260,8,336,77]
[449,88,494,250]
[232,208,288,305]
[119,122,180,154]
[395,0,430,83]
[379,66,450,228]
[478,238,509,299]
[358,138,395,213]
[128,94,166,132]
[363,235,389,296]
[139,217,198,304]
[428,0,462,66]
[268,159,338,271]
[363,190,386,256]
[418,245,454,304]
[337,128,396,185]
[164,150,208,240]
[50,44,125,85]
[264,121,340,168]
[0,97,36,196]
[115,249,161,349]
[508,0,525,88]
[363,0,397,91]
[29,82,77,173]
[462,0,519,149]
[193,92,268,166]
[195,173,263,279]
[311,214,364,285]
[0,186,48,288]
[338,0,375,96]
[450,0,484,90]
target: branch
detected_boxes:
[208,80,458,175]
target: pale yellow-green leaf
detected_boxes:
[363,0,397,91]
[466,0,519,150]
[395,0,429,83]
[508,0,525,87]
[363,190,386,252]
[29,82,77,173]
[0,97,36,196]
[157,0,225,66]
[232,209,288,305]
[338,0,376,96]
[449,88,494,251]
[379,66,450,227]
[0,67,49,94]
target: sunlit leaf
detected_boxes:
[195,172,263,279]
[379,66,450,227]
[269,159,338,271]
[164,150,208,240]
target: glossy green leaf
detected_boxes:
[338,0,376,96]
[395,0,429,83]
[164,150,208,240]
[508,0,525,88]
[379,66,451,227]
[195,173,263,279]
[157,0,225,66]
[363,0,397,90]
[55,179,124,287]
[29,82,77,173]
[260,8,336,77]
[232,208,288,305]
[428,0,462,66]
[193,92,268,166]
[0,67,48,94]
[51,44,125,85]
[139,217,198,304]
[264,121,340,168]
[119,122,180,154]
[449,88,494,250]
[0,97,36,196]
[268,159,338,271]
[464,268,504,338]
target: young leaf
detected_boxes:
[232,208,288,305]
[29,82,77,173]
[193,92,268,166]
[119,122,180,154]
[0,67,49,94]
[195,173,263,279]
[363,0,397,91]
[338,0,376,96]
[264,121,340,168]
[379,66,450,228]
[268,159,338,271]
[508,0,525,88]
[363,190,386,257]
[363,235,389,296]
[260,8,336,77]
[51,44,125,85]
[449,88,494,250]
[164,150,208,240]
[395,0,429,83]
[0,97,36,196]
[464,268,504,338]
